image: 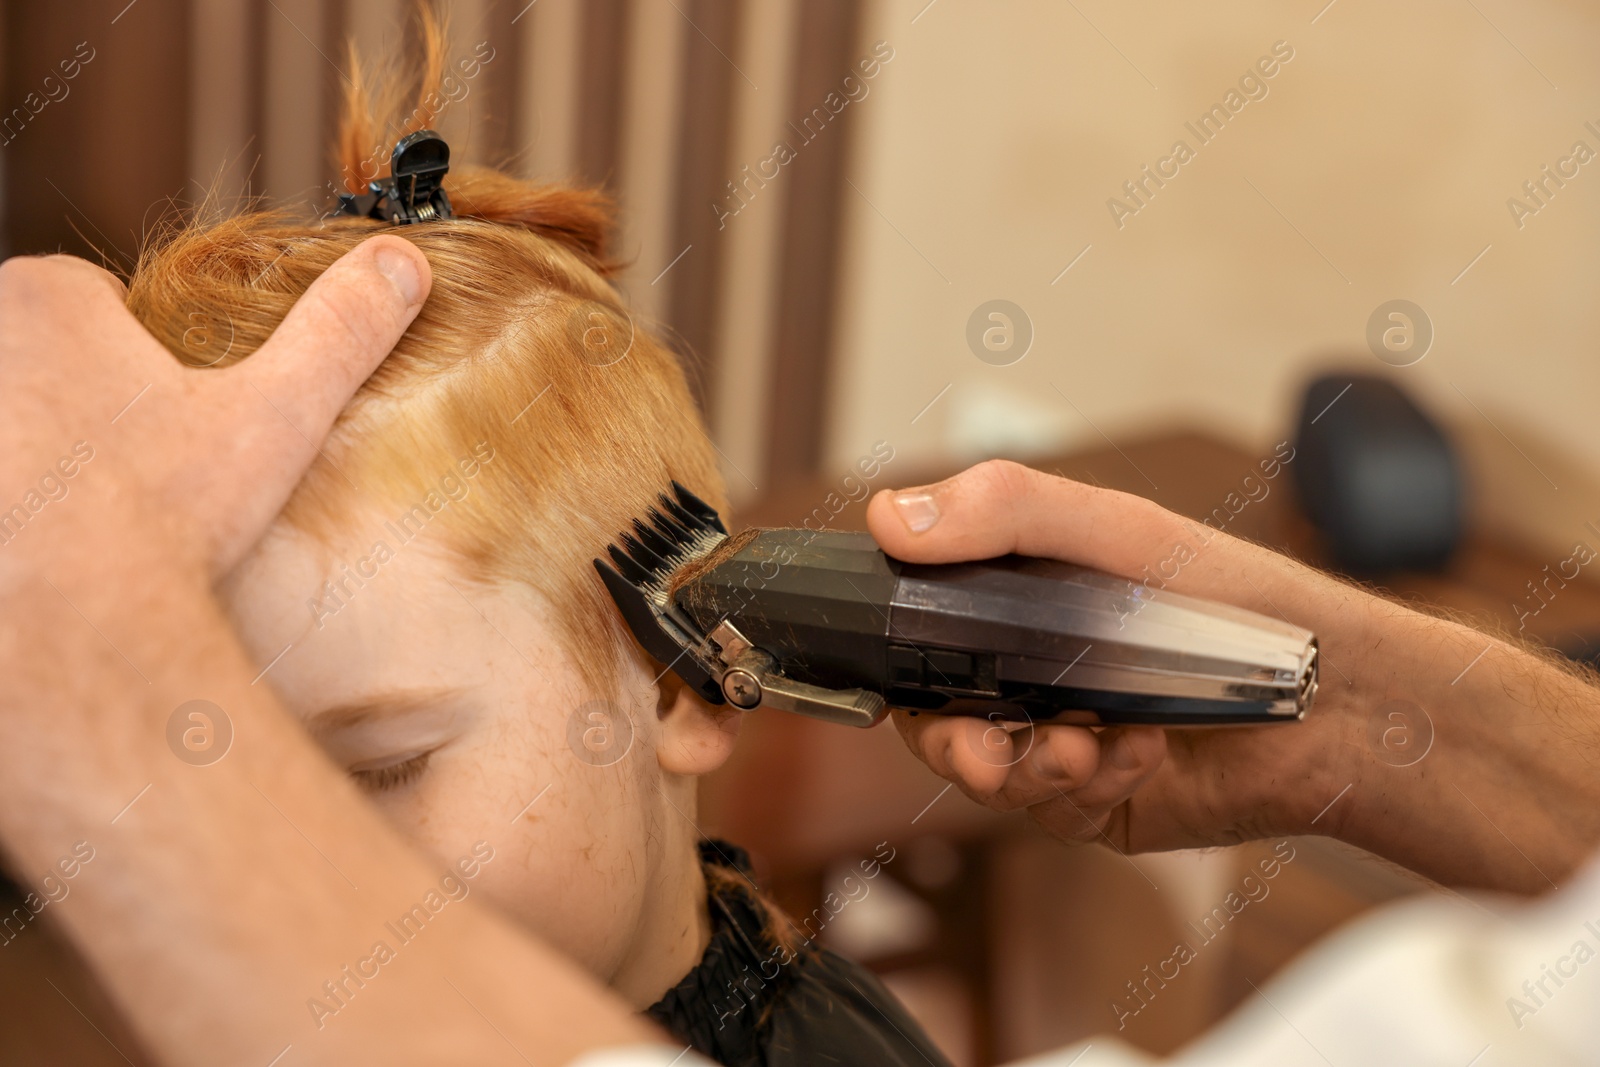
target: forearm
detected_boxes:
[0,551,654,1065]
[1326,590,1600,890]
[1244,544,1600,892]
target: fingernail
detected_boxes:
[1030,743,1068,782]
[1106,732,1139,771]
[374,244,425,308]
[894,491,940,533]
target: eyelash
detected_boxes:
[350,750,433,794]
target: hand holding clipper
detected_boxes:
[596,483,1318,730]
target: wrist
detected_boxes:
[1308,592,1600,890]
[1241,559,1382,840]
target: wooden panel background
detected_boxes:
[0,0,855,500]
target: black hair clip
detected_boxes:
[336,129,454,225]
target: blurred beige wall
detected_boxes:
[831,0,1600,531]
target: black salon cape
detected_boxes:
[646,841,953,1067]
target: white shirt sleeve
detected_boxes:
[566,1044,716,1067]
[1006,851,1600,1067]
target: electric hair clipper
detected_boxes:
[595,483,1318,729]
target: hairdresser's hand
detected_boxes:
[868,461,1600,893]
[0,242,661,1065]
[866,459,1345,850]
[0,236,428,585]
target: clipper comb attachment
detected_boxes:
[594,483,891,727]
[593,482,731,703]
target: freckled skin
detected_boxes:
[220,510,714,1007]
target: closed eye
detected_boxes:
[350,749,433,794]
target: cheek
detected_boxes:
[383,711,659,982]
[493,765,656,976]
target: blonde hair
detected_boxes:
[125,10,727,701]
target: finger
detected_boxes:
[0,256,169,440]
[1035,728,1167,846]
[34,254,130,300]
[1018,729,1161,842]
[894,712,1011,798]
[1025,790,1120,844]
[189,236,429,570]
[222,234,430,453]
[894,712,1103,812]
[1055,726,1166,811]
[979,722,1103,811]
[865,459,1266,595]
[0,256,144,363]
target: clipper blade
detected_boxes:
[593,482,730,702]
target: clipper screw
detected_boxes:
[722,669,763,709]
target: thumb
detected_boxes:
[866,459,1051,564]
[223,234,430,450]
[195,235,430,572]
[865,458,1186,576]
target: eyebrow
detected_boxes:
[302,686,467,738]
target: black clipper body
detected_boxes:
[596,484,1319,730]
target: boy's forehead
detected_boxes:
[221,519,568,720]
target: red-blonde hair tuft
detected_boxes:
[125,11,726,703]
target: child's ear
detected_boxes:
[655,675,742,777]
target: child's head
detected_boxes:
[125,14,737,1002]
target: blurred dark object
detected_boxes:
[1293,375,1463,574]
